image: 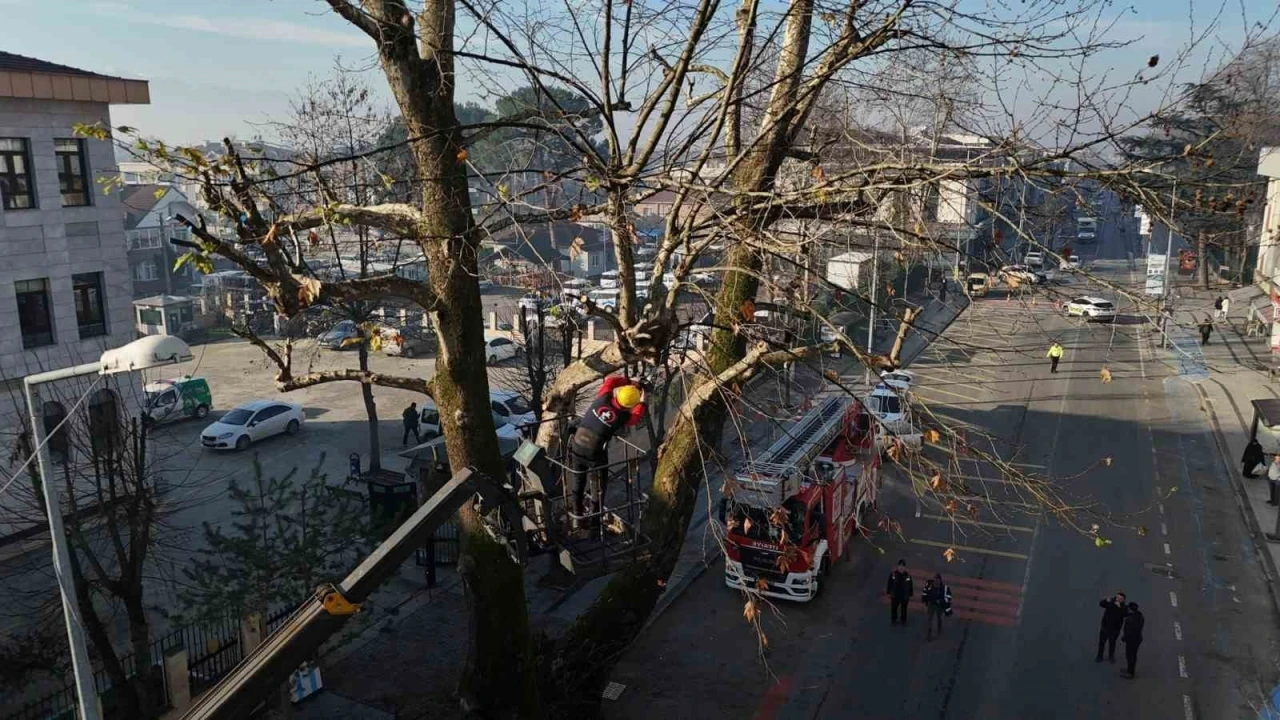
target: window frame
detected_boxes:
[15,278,55,348]
[0,138,36,211]
[72,272,108,339]
[55,138,90,207]
[135,260,158,282]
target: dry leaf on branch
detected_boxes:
[924,429,941,444]
[943,547,958,563]
[297,276,322,306]
[456,148,469,162]
[743,598,760,624]
[930,473,947,492]
[741,299,756,321]
[1102,457,1112,467]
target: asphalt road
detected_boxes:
[603,259,1280,720]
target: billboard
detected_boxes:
[1145,253,1167,295]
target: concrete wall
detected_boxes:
[0,97,135,380]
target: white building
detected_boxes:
[1257,147,1280,285]
[0,51,149,535]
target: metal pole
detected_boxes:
[24,376,102,720]
[865,235,881,384]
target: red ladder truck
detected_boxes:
[721,395,880,601]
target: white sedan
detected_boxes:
[1064,296,1116,322]
[484,336,520,364]
[201,400,304,451]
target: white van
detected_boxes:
[588,289,620,310]
[562,279,592,304]
[599,270,620,289]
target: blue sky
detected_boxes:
[1,0,1274,146]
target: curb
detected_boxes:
[1191,382,1280,617]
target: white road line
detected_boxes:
[1170,591,1179,608]
[1161,522,1168,536]
[1164,542,1172,556]
[1174,621,1183,641]
[1159,503,1165,515]
[1183,695,1195,720]
[1178,655,1189,678]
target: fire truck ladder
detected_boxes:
[747,396,851,480]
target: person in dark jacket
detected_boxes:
[1199,317,1213,345]
[922,573,952,641]
[1243,438,1266,478]
[1095,592,1128,662]
[569,375,646,524]
[886,559,914,625]
[402,402,421,445]
[1121,602,1145,678]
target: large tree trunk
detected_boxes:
[367,1,539,713]
[124,594,160,719]
[358,342,381,472]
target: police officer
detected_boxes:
[569,375,646,525]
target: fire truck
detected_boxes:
[721,395,880,601]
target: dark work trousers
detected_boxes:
[1097,628,1119,661]
[402,424,420,445]
[1270,479,1279,504]
[1125,639,1142,674]
[569,445,609,522]
[1050,356,1060,373]
[927,604,944,637]
[890,596,909,624]
[939,282,948,303]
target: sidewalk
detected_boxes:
[1157,282,1280,616]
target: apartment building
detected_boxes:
[0,52,148,507]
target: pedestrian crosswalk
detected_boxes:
[877,571,1024,627]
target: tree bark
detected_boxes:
[358,342,382,472]
[1197,231,1210,288]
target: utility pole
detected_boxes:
[1160,179,1177,349]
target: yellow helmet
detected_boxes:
[614,384,642,409]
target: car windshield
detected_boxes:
[1095,302,1114,310]
[502,396,532,414]
[145,390,167,406]
[220,409,254,425]
[730,497,806,543]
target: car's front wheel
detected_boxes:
[195,404,209,419]
[235,435,250,451]
[286,419,300,435]
[489,354,498,364]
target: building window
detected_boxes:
[127,228,164,250]
[43,400,70,462]
[55,139,90,207]
[0,138,35,210]
[135,260,158,282]
[15,278,54,348]
[87,389,122,459]
[72,272,107,339]
[137,307,162,326]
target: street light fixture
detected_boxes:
[23,334,193,720]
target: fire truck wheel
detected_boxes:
[819,556,831,577]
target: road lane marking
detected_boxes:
[1174,621,1183,640]
[919,572,1025,594]
[1164,543,1172,556]
[910,538,1029,559]
[1162,522,1168,536]
[1159,503,1165,514]
[921,514,1034,533]
[1178,655,1189,678]
[1183,695,1194,720]
[1170,591,1179,608]
[914,385,985,403]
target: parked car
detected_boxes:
[201,400,304,450]
[518,293,549,311]
[1060,254,1082,271]
[489,390,536,435]
[477,278,494,291]
[318,320,361,350]
[484,336,520,364]
[1024,250,1045,268]
[966,272,991,297]
[878,369,914,391]
[382,326,436,358]
[418,400,525,443]
[691,272,716,286]
[145,376,213,424]
[999,265,1046,285]
[1064,296,1116,322]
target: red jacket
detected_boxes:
[596,375,646,428]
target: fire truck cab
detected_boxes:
[722,396,880,602]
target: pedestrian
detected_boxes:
[1047,341,1064,374]
[1221,296,1231,320]
[1095,592,1128,663]
[402,402,421,445]
[939,278,948,303]
[1267,455,1280,506]
[1199,317,1213,345]
[1214,295,1225,319]
[1120,602,1144,678]
[886,559,914,625]
[568,375,646,526]
[922,573,952,641]
[1243,438,1265,478]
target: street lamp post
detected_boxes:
[24,335,194,720]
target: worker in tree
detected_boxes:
[569,375,646,525]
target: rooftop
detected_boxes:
[0,51,149,104]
